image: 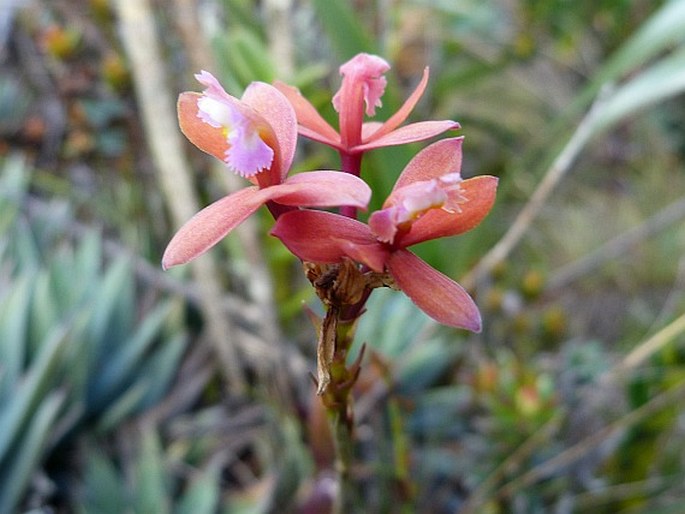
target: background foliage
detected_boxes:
[1,0,685,513]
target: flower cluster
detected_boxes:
[163,53,498,334]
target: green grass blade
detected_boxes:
[559,0,685,128]
[599,0,685,85]
[588,48,685,139]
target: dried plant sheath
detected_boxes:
[317,305,339,395]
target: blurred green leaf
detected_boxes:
[596,0,685,89]
[406,386,471,437]
[311,0,375,59]
[0,78,31,134]
[79,449,129,514]
[396,339,461,395]
[0,324,70,461]
[84,257,134,360]
[175,467,221,514]
[0,391,65,514]
[95,383,149,434]
[0,275,32,394]
[136,332,187,409]
[0,155,29,234]
[92,301,174,403]
[213,28,275,91]
[354,288,430,359]
[589,47,685,139]
[555,0,685,133]
[134,428,171,514]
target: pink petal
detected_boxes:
[397,175,498,247]
[270,210,385,267]
[369,180,447,244]
[242,82,298,182]
[387,249,481,331]
[195,70,234,103]
[332,54,390,148]
[364,67,430,142]
[210,104,273,177]
[393,137,464,191]
[178,87,280,181]
[361,121,383,140]
[367,208,399,244]
[332,54,390,116]
[273,81,341,147]
[178,92,229,163]
[270,171,371,209]
[334,76,365,148]
[162,187,271,269]
[298,126,342,150]
[354,120,460,153]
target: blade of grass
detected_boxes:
[464,47,685,289]
[604,312,685,383]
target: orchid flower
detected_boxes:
[274,53,459,166]
[162,71,371,270]
[271,138,498,331]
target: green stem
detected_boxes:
[330,406,356,513]
[310,260,373,511]
[322,307,363,512]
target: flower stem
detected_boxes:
[308,260,372,511]
[339,151,364,219]
[330,406,356,513]
[321,304,365,512]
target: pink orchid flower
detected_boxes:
[162,71,371,270]
[274,53,459,163]
[270,138,498,332]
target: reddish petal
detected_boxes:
[178,92,229,163]
[273,81,341,147]
[393,137,464,191]
[242,82,298,182]
[271,210,384,266]
[298,126,343,150]
[162,187,270,269]
[365,67,430,142]
[397,175,498,247]
[354,121,460,153]
[271,171,371,209]
[335,238,388,272]
[388,249,481,331]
